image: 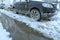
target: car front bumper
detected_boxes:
[42,10,57,18]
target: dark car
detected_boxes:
[11,0,57,21]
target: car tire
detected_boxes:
[30,9,41,21]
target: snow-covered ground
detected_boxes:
[0,9,60,40]
[0,22,12,40]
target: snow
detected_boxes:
[51,11,60,21]
[0,22,12,40]
[0,9,60,40]
[32,0,42,1]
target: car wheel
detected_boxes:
[30,9,41,21]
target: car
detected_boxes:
[11,0,57,21]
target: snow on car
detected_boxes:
[0,22,12,40]
[0,9,60,40]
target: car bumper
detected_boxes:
[42,11,57,18]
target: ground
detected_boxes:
[0,9,60,40]
[0,22,12,40]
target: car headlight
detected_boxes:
[42,3,53,8]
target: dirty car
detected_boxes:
[11,0,57,21]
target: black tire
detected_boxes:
[30,9,41,21]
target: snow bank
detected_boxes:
[0,22,12,40]
[0,9,60,40]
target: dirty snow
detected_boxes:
[0,9,60,40]
[0,22,12,40]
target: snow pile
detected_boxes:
[51,11,60,21]
[0,9,60,40]
[0,22,12,40]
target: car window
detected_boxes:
[21,0,26,2]
[13,0,20,4]
[32,0,42,1]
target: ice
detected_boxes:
[0,9,60,40]
[0,22,12,40]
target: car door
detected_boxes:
[20,0,28,12]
